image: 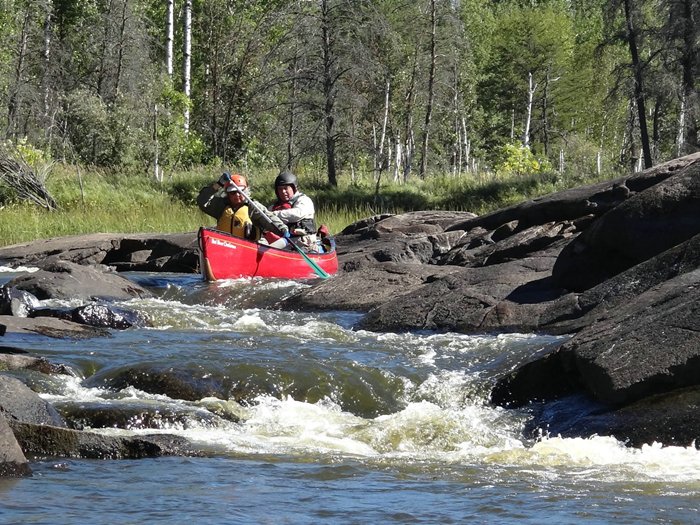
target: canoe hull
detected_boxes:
[198,227,338,280]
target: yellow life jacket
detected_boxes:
[216,205,257,239]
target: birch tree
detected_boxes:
[182,0,192,133]
[418,0,436,178]
[661,0,699,156]
[166,0,174,78]
[480,4,573,165]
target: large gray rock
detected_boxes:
[0,232,199,273]
[6,260,151,301]
[493,236,700,409]
[558,268,700,405]
[542,231,700,335]
[359,244,567,332]
[281,261,462,312]
[552,157,700,291]
[0,412,31,477]
[0,315,111,338]
[9,420,199,459]
[0,374,67,427]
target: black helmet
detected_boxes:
[274,170,297,188]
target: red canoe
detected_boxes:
[198,227,338,280]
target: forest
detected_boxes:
[0,0,698,186]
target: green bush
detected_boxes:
[494,143,553,177]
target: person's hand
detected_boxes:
[244,223,254,240]
[218,172,232,187]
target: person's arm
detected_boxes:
[248,200,289,237]
[196,174,233,219]
[196,185,227,219]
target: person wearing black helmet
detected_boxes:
[265,170,319,251]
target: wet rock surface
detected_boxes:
[2,153,700,471]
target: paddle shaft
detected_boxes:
[227,180,330,279]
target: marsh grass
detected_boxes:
[0,163,609,247]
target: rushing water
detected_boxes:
[1,270,699,524]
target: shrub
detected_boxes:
[494,143,553,177]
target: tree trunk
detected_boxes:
[166,0,174,78]
[393,132,402,183]
[97,0,115,99]
[183,0,192,133]
[321,0,337,186]
[677,90,686,157]
[418,0,436,178]
[6,9,31,139]
[623,0,652,168]
[542,71,550,156]
[286,60,298,169]
[404,50,418,182]
[523,72,536,148]
[153,104,161,182]
[42,0,53,121]
[374,78,390,176]
[462,117,470,173]
[452,66,459,176]
[677,0,698,154]
[114,0,128,98]
[652,96,661,162]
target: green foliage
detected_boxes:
[0,0,693,199]
[493,143,553,178]
[156,85,208,168]
[4,138,51,170]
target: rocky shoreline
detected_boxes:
[2,152,700,475]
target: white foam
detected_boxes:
[0,265,39,273]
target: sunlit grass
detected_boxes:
[0,163,613,247]
[0,199,209,246]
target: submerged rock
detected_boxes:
[0,371,201,462]
[32,303,150,330]
[0,413,31,477]
[55,401,227,430]
[0,316,111,339]
[9,420,200,459]
[0,285,41,317]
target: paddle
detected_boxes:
[226,178,331,279]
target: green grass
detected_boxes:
[0,163,612,247]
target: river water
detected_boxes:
[1,271,699,524]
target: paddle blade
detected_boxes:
[290,242,331,279]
